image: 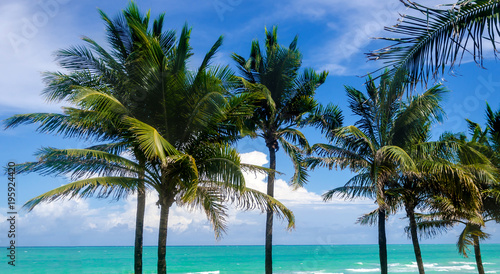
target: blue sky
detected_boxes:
[1,0,500,248]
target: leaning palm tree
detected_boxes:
[308,70,446,274]
[3,3,175,272]
[232,26,330,274]
[368,0,500,85]
[414,121,500,274]
[390,122,491,274]
[416,186,500,274]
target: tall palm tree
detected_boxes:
[3,3,175,273]
[368,0,500,85]
[308,71,447,274]
[232,26,330,274]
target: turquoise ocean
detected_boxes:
[2,244,500,273]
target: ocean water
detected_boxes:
[1,244,499,273]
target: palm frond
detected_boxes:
[23,177,139,211]
[124,117,179,162]
[368,0,500,85]
[357,208,380,226]
[279,137,309,188]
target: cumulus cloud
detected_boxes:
[0,150,374,245]
[0,0,86,114]
[241,151,322,205]
[3,149,498,246]
[240,151,372,206]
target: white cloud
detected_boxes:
[0,191,209,239]
[240,150,268,166]
[278,0,462,75]
[240,151,372,206]
[0,0,85,114]
[2,149,499,246]
[241,151,322,205]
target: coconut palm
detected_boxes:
[454,119,500,274]
[308,70,447,274]
[415,181,499,274]
[3,3,176,272]
[391,122,493,273]
[419,188,500,274]
[232,26,330,274]
[368,0,500,85]
[414,119,500,274]
[70,57,294,273]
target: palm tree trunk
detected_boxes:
[407,206,425,274]
[473,234,485,274]
[134,157,146,274]
[378,208,388,274]
[134,181,146,274]
[265,147,276,274]
[157,197,172,274]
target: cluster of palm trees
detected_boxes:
[308,70,500,274]
[3,2,331,274]
[4,1,500,274]
[350,0,500,273]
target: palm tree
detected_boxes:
[392,122,493,274]
[85,62,296,273]
[368,0,500,85]
[415,185,500,274]
[308,71,447,274]
[3,3,175,273]
[232,26,330,274]
[415,119,500,274]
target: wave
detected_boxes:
[293,272,343,274]
[387,261,476,272]
[346,268,380,272]
[449,261,477,265]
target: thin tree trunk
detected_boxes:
[378,208,388,274]
[134,180,146,273]
[157,197,171,274]
[407,206,425,274]
[134,157,146,274]
[265,147,276,274]
[473,235,485,274]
